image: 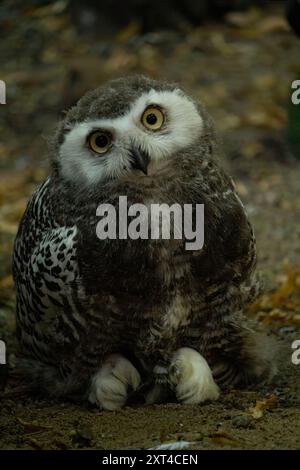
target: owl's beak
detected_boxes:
[130,146,150,175]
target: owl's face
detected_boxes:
[53,76,209,186]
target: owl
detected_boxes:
[13,75,276,410]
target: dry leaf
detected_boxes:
[248,264,300,325]
[17,418,52,434]
[225,9,262,28]
[271,267,300,308]
[249,395,278,419]
[209,431,239,446]
[257,16,290,34]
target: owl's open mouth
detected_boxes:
[129,146,150,175]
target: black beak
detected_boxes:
[130,147,149,175]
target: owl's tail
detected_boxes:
[212,331,279,389]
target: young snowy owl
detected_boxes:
[13,75,275,410]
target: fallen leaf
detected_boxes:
[209,431,239,446]
[271,267,300,308]
[17,418,52,434]
[257,16,290,34]
[249,395,278,419]
[225,9,262,28]
[248,264,300,325]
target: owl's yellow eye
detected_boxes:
[141,106,164,131]
[88,131,112,154]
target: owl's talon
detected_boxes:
[169,347,220,404]
[88,354,141,410]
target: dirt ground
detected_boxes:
[1,2,300,450]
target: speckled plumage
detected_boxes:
[13,75,276,408]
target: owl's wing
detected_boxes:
[13,178,85,363]
[187,179,263,387]
[189,173,257,293]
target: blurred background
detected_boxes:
[1,0,300,450]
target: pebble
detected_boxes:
[231,415,252,429]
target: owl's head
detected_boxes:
[52,75,215,186]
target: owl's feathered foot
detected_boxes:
[88,354,141,410]
[169,347,220,404]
